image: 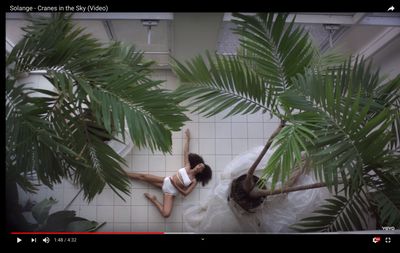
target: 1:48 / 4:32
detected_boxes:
[54,237,77,243]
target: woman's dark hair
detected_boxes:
[188,153,212,186]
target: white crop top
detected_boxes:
[178,168,192,187]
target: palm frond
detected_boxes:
[371,190,400,227]
[280,58,396,194]
[365,169,400,227]
[91,84,188,153]
[106,41,154,77]
[7,13,103,75]
[373,75,400,150]
[72,125,131,201]
[310,47,348,71]
[231,13,316,90]
[172,52,270,118]
[292,193,371,232]
[260,123,316,190]
[171,13,319,119]
[6,81,73,191]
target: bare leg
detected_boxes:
[144,193,174,218]
[127,172,163,189]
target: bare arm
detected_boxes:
[170,177,197,197]
[183,129,190,167]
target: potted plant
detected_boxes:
[8,195,105,232]
[171,13,400,231]
[6,12,189,225]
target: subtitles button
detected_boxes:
[372,236,381,244]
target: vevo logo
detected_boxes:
[372,236,381,244]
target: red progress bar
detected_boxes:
[11,232,164,235]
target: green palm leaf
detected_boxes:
[172,13,318,120]
[372,190,400,227]
[292,193,370,232]
[91,84,188,152]
[260,123,316,190]
[365,170,400,227]
[373,76,400,150]
[172,52,269,118]
[72,128,130,201]
[231,13,316,90]
[279,58,396,194]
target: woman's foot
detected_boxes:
[144,193,157,202]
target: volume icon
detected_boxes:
[43,237,50,243]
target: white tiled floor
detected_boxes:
[17,69,281,232]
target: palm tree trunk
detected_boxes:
[242,120,285,193]
[249,182,327,198]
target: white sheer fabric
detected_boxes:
[182,146,332,233]
[106,129,133,158]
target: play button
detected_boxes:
[17,237,22,243]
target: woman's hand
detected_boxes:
[169,177,177,187]
[170,177,187,197]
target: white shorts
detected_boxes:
[162,177,178,196]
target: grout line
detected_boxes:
[230,117,233,158]
[112,193,115,231]
[129,192,132,232]
[214,119,217,189]
[146,150,150,230]
[246,112,249,148]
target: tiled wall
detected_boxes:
[17,69,280,232]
